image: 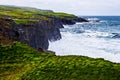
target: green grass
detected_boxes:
[34,11,77,18]
[0,5,77,19]
[0,5,120,80]
[21,56,120,80]
[0,5,77,25]
[0,42,54,80]
[13,19,39,25]
[0,42,120,80]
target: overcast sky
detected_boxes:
[0,0,120,16]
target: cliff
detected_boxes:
[0,42,120,80]
[1,5,120,80]
[0,17,63,50]
[0,5,88,50]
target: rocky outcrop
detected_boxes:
[61,17,88,25]
[74,17,89,22]
[0,5,89,51]
[0,17,63,50]
[61,18,76,25]
[18,18,62,50]
[0,16,88,50]
[112,33,120,38]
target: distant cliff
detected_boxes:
[0,5,88,50]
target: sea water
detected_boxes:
[49,16,120,63]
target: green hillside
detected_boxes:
[0,5,77,25]
[0,5,120,80]
[0,42,120,80]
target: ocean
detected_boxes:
[49,16,120,63]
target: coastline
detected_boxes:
[0,5,120,80]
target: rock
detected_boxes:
[37,47,55,55]
[37,48,45,52]
[0,17,63,50]
[112,33,120,38]
[14,18,63,50]
[61,18,76,25]
[60,17,88,25]
[0,16,88,50]
[74,17,89,22]
[45,50,56,55]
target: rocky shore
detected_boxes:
[1,5,120,80]
[0,5,88,51]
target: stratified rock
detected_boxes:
[15,18,63,50]
[0,17,63,50]
[0,15,88,50]
[74,17,89,22]
[60,17,88,25]
[61,18,76,25]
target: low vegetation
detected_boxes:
[0,5,120,80]
[0,42,120,80]
[0,5,77,25]
[0,5,77,19]
[13,19,39,25]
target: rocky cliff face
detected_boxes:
[17,18,63,50]
[61,17,88,25]
[0,5,89,51]
[0,16,88,50]
[0,17,63,50]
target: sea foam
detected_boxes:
[49,16,120,63]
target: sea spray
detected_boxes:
[49,16,120,63]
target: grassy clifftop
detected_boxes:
[0,5,77,18]
[0,42,120,80]
[0,5,120,80]
[0,5,77,25]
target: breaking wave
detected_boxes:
[49,16,120,63]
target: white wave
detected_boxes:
[49,21,120,63]
[76,22,86,24]
[63,25,70,28]
[49,31,120,63]
[87,18,100,22]
[83,30,114,38]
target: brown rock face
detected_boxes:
[0,16,88,50]
[0,17,63,50]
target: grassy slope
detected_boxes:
[0,5,77,25]
[0,5,120,80]
[0,42,120,80]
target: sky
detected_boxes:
[0,0,120,16]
